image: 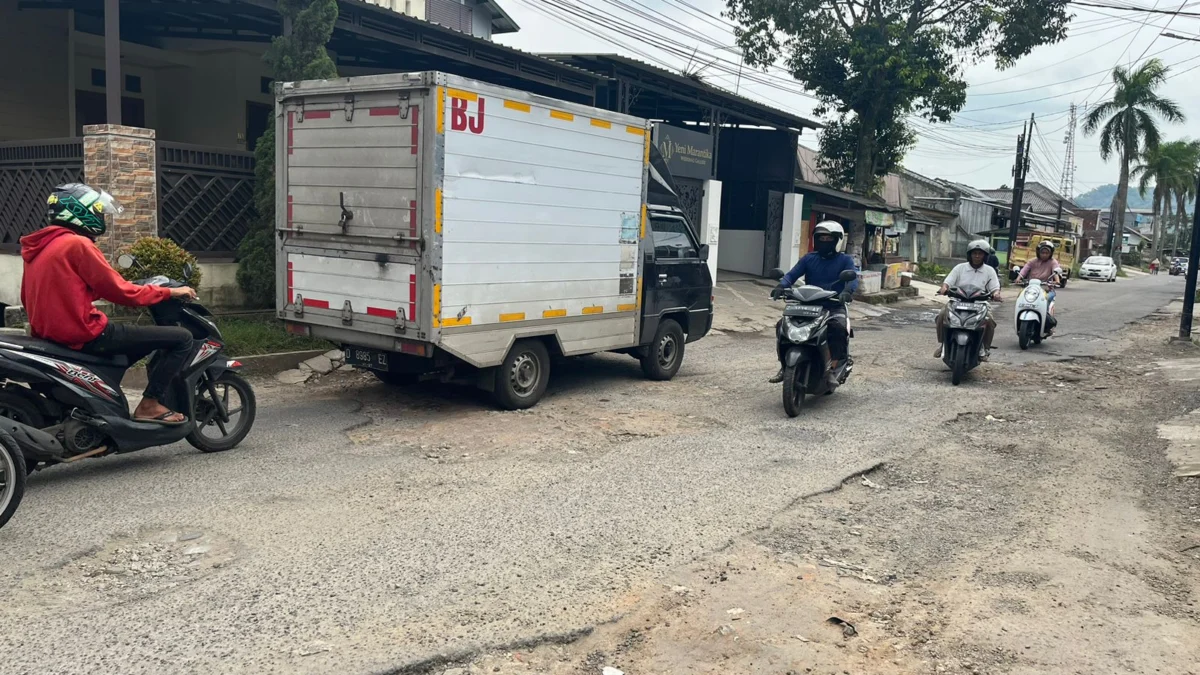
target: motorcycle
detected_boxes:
[0,255,256,478]
[942,286,993,386]
[0,427,25,530]
[1014,278,1055,350]
[769,268,858,417]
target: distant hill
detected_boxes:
[1073,184,1153,210]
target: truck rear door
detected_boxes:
[278,84,430,343]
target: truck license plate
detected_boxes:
[345,348,389,371]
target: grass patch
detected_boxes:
[215,316,332,356]
[1117,268,1129,278]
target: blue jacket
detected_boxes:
[780,252,859,295]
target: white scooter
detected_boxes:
[1014,279,1056,350]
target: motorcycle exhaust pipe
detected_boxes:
[0,415,69,462]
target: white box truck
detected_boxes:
[275,72,713,408]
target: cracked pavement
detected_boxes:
[0,273,1195,674]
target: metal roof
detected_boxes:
[981,182,1079,216]
[545,54,821,131]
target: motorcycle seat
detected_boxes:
[0,335,130,369]
[788,286,838,303]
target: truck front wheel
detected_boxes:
[493,339,551,410]
[641,318,685,381]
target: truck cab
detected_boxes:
[638,204,713,378]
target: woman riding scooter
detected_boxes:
[1015,241,1062,334]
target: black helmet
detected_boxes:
[46,183,122,238]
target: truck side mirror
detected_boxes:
[699,244,710,261]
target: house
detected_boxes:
[979,182,1083,237]
[365,0,519,39]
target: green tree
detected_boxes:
[1083,58,1185,270]
[1133,139,1200,259]
[237,0,339,307]
[724,0,1070,195]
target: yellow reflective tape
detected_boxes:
[504,100,531,113]
[640,204,647,239]
[636,277,643,309]
[434,188,443,234]
[447,88,478,102]
[433,284,441,328]
[617,303,637,312]
[436,87,445,135]
[543,309,567,318]
[442,316,472,327]
[626,125,646,136]
[582,306,603,315]
[643,135,650,165]
[550,110,574,122]
[499,312,526,322]
[590,119,612,129]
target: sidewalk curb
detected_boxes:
[121,348,329,389]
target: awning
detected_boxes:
[794,180,889,211]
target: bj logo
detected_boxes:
[450,96,485,134]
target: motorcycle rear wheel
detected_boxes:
[782,361,808,418]
[187,372,257,453]
[0,428,27,530]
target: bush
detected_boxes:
[118,237,201,288]
[916,262,950,280]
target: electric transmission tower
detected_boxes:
[1060,103,1077,199]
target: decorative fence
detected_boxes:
[0,138,85,248]
[158,142,256,255]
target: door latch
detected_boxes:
[338,191,354,233]
[341,300,354,325]
[344,94,356,122]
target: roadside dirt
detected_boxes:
[441,312,1200,675]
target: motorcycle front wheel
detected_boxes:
[0,428,27,530]
[187,372,257,453]
[782,361,808,418]
[1019,321,1036,350]
[951,343,967,386]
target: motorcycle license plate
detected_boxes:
[344,347,389,371]
[955,302,980,310]
[785,304,822,316]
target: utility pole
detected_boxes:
[1006,114,1033,268]
[1055,198,1064,232]
[1178,172,1200,339]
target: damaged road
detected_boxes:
[0,276,1196,674]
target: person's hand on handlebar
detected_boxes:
[169,286,197,301]
[770,286,787,300]
[937,284,949,296]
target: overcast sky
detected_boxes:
[497,0,1200,199]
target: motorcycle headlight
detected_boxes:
[1023,287,1041,302]
[786,321,814,343]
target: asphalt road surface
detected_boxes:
[0,273,1186,674]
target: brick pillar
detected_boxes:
[83,124,157,259]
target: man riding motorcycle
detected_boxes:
[20,183,198,424]
[769,221,858,384]
[935,240,1002,358]
[1015,241,1062,333]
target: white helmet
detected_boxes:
[967,239,991,256]
[813,221,845,241]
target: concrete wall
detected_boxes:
[0,2,70,140]
[0,253,21,307]
[156,50,273,150]
[720,231,765,276]
[471,0,493,38]
[74,52,162,132]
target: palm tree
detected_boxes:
[1133,139,1200,259]
[1084,58,1185,269]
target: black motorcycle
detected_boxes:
[0,256,256,483]
[770,268,858,417]
[942,286,993,386]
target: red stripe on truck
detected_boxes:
[287,112,294,154]
[409,274,416,322]
[370,107,400,116]
[409,200,417,243]
[286,195,294,230]
[410,105,419,155]
[302,298,330,309]
[366,306,397,318]
[304,110,331,120]
[287,262,294,305]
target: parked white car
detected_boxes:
[1079,256,1117,282]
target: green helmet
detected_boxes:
[46,183,121,238]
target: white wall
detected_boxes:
[780,193,805,272]
[0,253,22,307]
[364,0,427,20]
[470,1,493,38]
[719,231,765,276]
[0,2,70,140]
[699,179,721,285]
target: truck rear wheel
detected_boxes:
[641,318,685,381]
[493,339,551,410]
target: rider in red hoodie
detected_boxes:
[21,183,197,424]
